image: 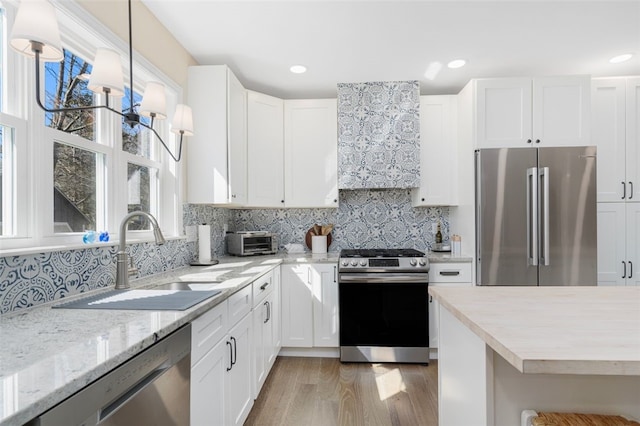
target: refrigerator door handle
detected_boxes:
[527,167,539,266]
[622,261,627,279]
[540,167,550,266]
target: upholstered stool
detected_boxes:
[522,410,640,426]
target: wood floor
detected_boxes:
[245,357,438,426]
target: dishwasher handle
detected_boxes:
[100,366,169,421]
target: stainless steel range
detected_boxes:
[338,248,430,364]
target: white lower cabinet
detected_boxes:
[191,301,228,426]
[226,312,253,426]
[190,284,254,426]
[429,262,473,351]
[281,263,338,348]
[597,202,640,286]
[251,270,280,399]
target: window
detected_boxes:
[44,49,96,141]
[0,1,183,250]
[0,123,13,236]
[127,163,157,230]
[53,141,105,233]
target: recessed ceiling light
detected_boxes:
[609,54,633,64]
[447,59,466,69]
[290,65,307,74]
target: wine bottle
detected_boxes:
[435,223,443,244]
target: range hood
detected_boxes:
[337,80,421,190]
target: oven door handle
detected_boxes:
[339,273,429,283]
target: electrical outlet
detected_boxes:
[432,223,437,233]
[186,225,197,242]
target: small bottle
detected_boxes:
[435,223,443,244]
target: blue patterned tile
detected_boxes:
[338,81,421,189]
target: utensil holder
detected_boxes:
[311,235,327,254]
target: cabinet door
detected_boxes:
[228,70,247,205]
[312,264,339,347]
[187,65,229,204]
[412,95,457,206]
[626,203,640,286]
[247,91,284,207]
[597,203,626,286]
[252,292,275,399]
[475,78,532,148]
[284,99,339,208]
[281,264,313,347]
[271,266,282,353]
[626,77,640,201]
[191,338,226,426]
[533,76,590,146]
[592,78,627,202]
[428,294,439,349]
[226,313,253,426]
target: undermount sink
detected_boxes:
[149,281,222,291]
[53,284,223,311]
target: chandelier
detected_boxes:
[9,0,193,162]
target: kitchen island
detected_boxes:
[428,286,640,425]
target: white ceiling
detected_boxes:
[141,0,640,99]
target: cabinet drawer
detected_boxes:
[228,285,253,326]
[191,301,228,366]
[430,262,472,283]
[253,270,274,307]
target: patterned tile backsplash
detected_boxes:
[0,239,192,315]
[337,81,421,189]
[233,189,449,253]
[0,190,446,315]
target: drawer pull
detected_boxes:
[260,281,271,291]
[439,271,460,276]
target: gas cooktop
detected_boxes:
[340,249,425,258]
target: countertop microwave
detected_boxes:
[226,232,278,256]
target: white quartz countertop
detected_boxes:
[0,253,337,426]
[429,286,640,376]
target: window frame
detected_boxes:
[0,0,184,252]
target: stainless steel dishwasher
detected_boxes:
[28,324,191,426]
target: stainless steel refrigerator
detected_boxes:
[475,146,597,286]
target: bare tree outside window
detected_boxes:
[46,49,98,233]
[45,50,95,140]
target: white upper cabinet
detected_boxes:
[247,91,284,207]
[284,99,339,208]
[592,77,640,202]
[412,95,458,206]
[187,65,247,205]
[476,78,532,148]
[475,76,590,148]
[627,77,640,201]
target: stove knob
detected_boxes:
[350,260,358,267]
[410,259,418,266]
[359,260,367,266]
[419,259,426,266]
[341,260,349,267]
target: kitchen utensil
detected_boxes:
[305,228,332,249]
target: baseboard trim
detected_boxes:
[278,347,340,358]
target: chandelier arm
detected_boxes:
[34,48,126,118]
[137,119,184,162]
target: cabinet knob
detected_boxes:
[281,200,285,203]
[334,199,338,203]
[421,198,425,202]
[535,139,540,144]
[527,139,532,144]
